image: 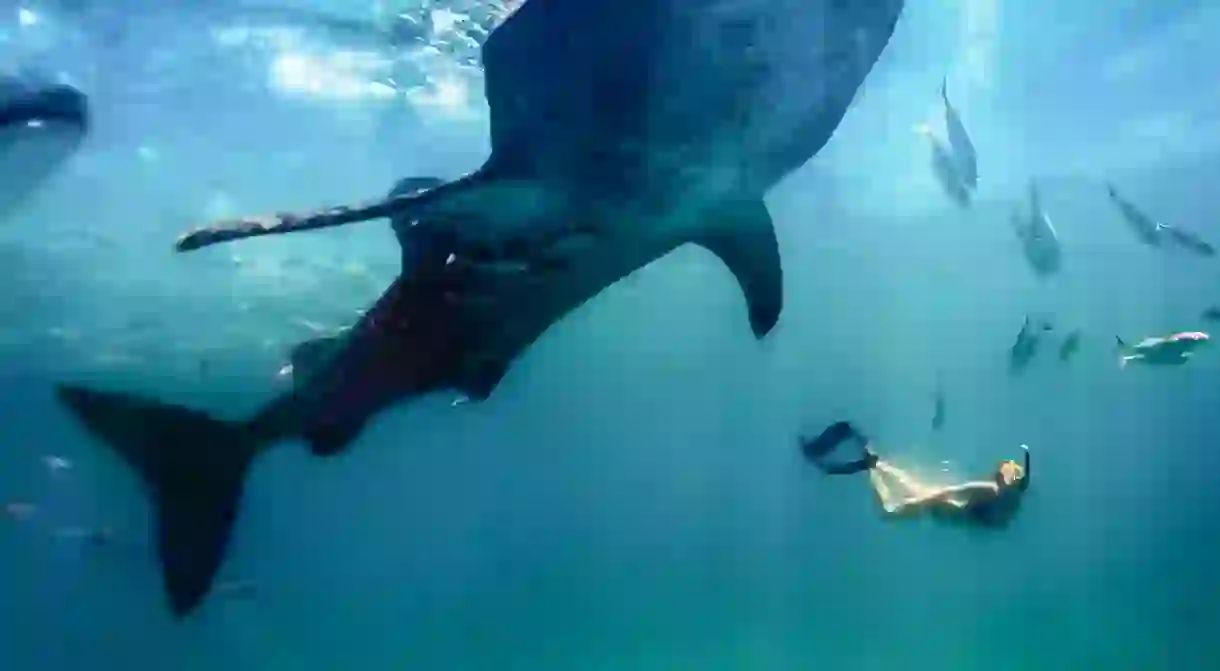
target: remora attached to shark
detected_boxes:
[0,70,89,217]
[55,0,906,617]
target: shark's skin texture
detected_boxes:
[55,0,906,617]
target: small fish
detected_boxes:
[1012,181,1063,277]
[1201,307,1220,322]
[1116,331,1210,369]
[1059,330,1081,362]
[924,128,971,208]
[940,78,978,190]
[1009,315,1045,375]
[931,372,946,431]
[1162,225,1216,258]
[1105,183,1165,248]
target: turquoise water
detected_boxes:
[3,1,1220,669]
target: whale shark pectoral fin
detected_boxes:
[304,417,369,457]
[696,198,783,338]
[454,356,509,402]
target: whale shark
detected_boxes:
[0,71,89,217]
[55,0,906,617]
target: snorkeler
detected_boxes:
[801,421,1030,528]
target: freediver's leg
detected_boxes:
[875,460,937,498]
[868,469,902,514]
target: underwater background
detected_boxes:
[2,0,1219,668]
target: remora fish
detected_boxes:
[1058,330,1081,362]
[1116,331,1209,369]
[1009,315,1051,375]
[1105,183,1214,257]
[931,371,945,431]
[56,0,906,617]
[1011,181,1062,277]
[0,71,89,217]
[1105,183,1165,248]
[923,127,971,208]
[940,77,977,190]
[1161,224,1216,258]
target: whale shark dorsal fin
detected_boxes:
[695,198,783,338]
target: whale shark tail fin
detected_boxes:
[55,384,258,617]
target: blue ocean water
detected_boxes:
[2,1,1220,668]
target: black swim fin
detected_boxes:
[800,421,859,461]
[819,450,879,476]
[55,384,259,617]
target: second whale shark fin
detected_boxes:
[53,384,259,617]
[696,198,783,338]
[454,356,510,402]
[174,172,483,252]
[304,416,369,457]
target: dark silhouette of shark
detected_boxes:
[55,0,906,617]
[0,71,88,217]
